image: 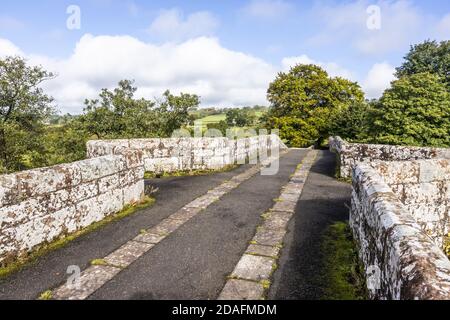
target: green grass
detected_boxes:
[90,259,108,266]
[0,196,155,279]
[320,222,368,300]
[196,114,226,124]
[38,290,53,300]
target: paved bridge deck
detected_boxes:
[0,150,351,300]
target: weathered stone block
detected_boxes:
[79,156,124,182]
[246,244,280,258]
[98,174,120,194]
[218,280,265,300]
[123,180,144,205]
[231,254,275,281]
[69,182,99,204]
[262,211,292,230]
[253,228,285,246]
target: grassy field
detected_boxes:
[195,111,266,125]
[196,114,226,124]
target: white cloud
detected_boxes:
[282,55,395,98]
[309,0,425,55]
[148,9,219,41]
[241,0,292,19]
[7,35,276,113]
[0,38,23,57]
[0,34,397,113]
[362,62,396,98]
[281,55,354,79]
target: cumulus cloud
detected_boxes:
[241,0,293,19]
[0,34,397,113]
[0,35,277,113]
[0,38,23,57]
[361,62,396,98]
[148,8,219,41]
[281,55,396,98]
[308,0,425,55]
[281,55,354,79]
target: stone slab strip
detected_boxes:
[218,150,318,300]
[51,152,288,300]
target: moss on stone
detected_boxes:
[38,290,53,300]
[260,280,271,290]
[444,233,450,259]
[320,222,368,300]
[261,212,271,220]
[90,259,108,266]
[0,196,155,279]
[144,165,239,179]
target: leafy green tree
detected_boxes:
[396,40,450,89]
[80,80,199,139]
[81,80,156,139]
[0,56,55,173]
[42,120,89,166]
[373,72,450,147]
[329,101,375,142]
[265,64,364,147]
[157,90,199,136]
[206,120,228,136]
[226,108,256,127]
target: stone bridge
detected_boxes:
[0,136,449,300]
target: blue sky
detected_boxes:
[1,0,450,113]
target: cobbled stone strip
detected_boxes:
[218,150,318,300]
[49,152,288,300]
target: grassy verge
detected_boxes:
[144,165,239,179]
[0,196,155,279]
[321,222,368,300]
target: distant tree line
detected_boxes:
[1,39,449,173]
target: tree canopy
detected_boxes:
[79,80,199,139]
[372,72,450,147]
[226,108,256,127]
[264,64,364,147]
[0,56,55,173]
[396,40,450,89]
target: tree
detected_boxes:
[373,72,450,147]
[329,101,375,142]
[157,90,199,136]
[0,56,55,173]
[226,108,256,127]
[206,120,228,136]
[265,64,364,147]
[396,40,450,89]
[80,80,199,139]
[80,80,156,139]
